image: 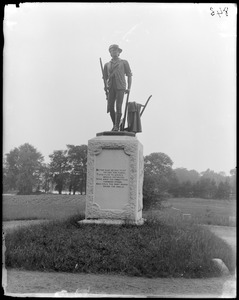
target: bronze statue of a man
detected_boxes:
[103,44,132,131]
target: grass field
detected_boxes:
[3,194,86,221]
[3,194,236,226]
[165,198,236,226]
[167,198,236,216]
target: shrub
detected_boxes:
[143,176,170,210]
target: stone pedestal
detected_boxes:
[82,132,144,225]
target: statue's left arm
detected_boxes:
[124,60,133,94]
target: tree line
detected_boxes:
[3,143,87,195]
[169,168,236,200]
[3,143,236,202]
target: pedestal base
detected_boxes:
[78,218,145,226]
[96,131,136,137]
[83,132,144,224]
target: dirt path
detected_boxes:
[2,221,236,297]
[202,225,236,249]
[3,269,236,297]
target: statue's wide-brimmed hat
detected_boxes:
[109,44,122,53]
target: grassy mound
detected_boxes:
[5,213,235,278]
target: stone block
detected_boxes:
[212,258,230,276]
[84,132,144,224]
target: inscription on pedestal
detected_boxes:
[96,168,128,189]
[94,149,129,210]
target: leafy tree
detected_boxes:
[4,143,44,194]
[143,152,174,209]
[3,158,10,192]
[41,163,52,193]
[179,180,193,198]
[168,175,181,197]
[49,150,69,194]
[216,180,231,200]
[144,152,174,189]
[200,169,228,185]
[229,168,236,197]
[66,144,87,194]
[192,181,201,198]
[169,178,195,198]
[3,148,19,191]
[194,177,217,199]
[174,168,200,184]
[230,168,236,176]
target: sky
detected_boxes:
[3,3,237,175]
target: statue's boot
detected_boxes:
[112,113,122,131]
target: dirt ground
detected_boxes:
[2,221,236,298]
[2,269,236,297]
